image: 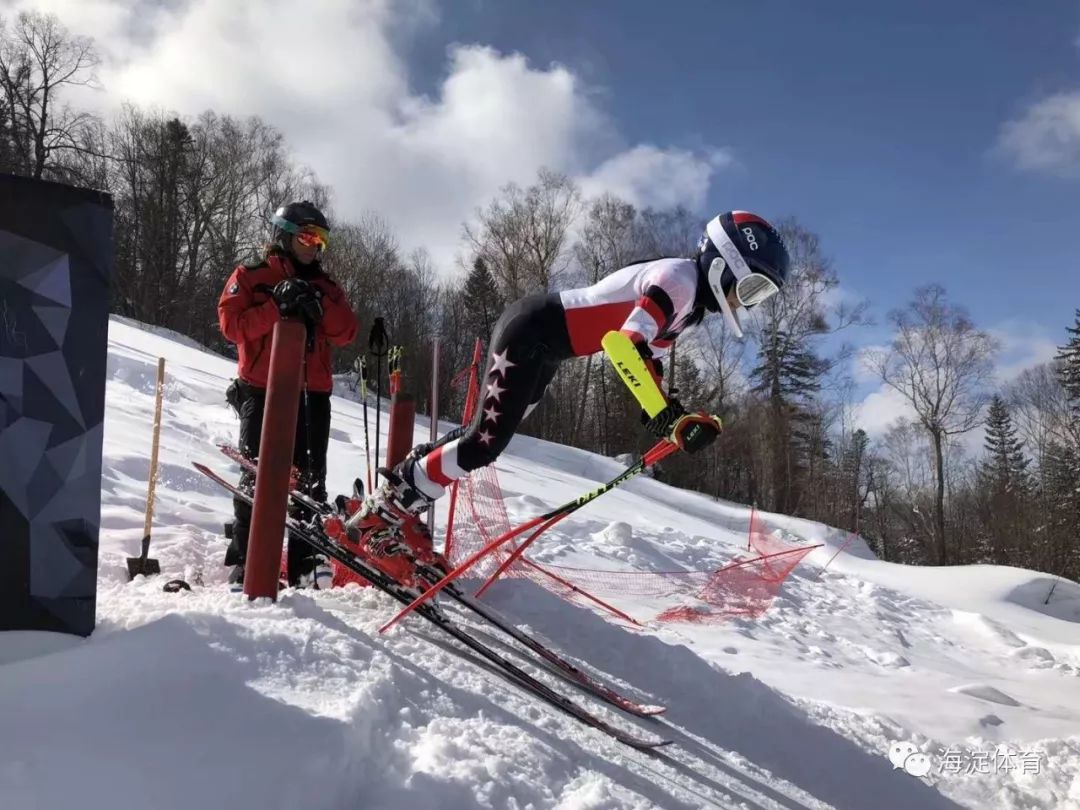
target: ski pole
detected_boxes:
[379,438,678,633]
[388,345,402,396]
[369,318,388,485]
[356,355,373,494]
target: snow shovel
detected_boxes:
[128,357,165,579]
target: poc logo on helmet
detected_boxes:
[742,227,759,251]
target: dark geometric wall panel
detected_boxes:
[0,173,113,637]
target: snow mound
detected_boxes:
[3,316,1079,810]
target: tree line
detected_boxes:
[4,11,1077,581]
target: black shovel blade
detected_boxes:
[127,534,160,580]
[127,556,161,579]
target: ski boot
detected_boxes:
[334,460,448,588]
[294,555,334,590]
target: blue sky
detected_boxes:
[26,0,1080,435]
[404,0,1080,338]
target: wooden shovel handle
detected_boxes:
[142,358,166,543]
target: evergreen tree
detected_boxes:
[980,396,1029,494]
[750,324,829,514]
[461,257,503,343]
[974,396,1030,564]
[841,429,870,529]
[1039,441,1080,577]
[1056,309,1080,414]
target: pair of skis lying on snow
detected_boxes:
[195,449,671,751]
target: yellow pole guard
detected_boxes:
[601,330,668,418]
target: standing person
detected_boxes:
[219,200,358,587]
[345,210,792,581]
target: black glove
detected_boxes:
[670,412,722,453]
[296,288,323,325]
[644,398,722,454]
[272,278,323,324]
[643,399,688,439]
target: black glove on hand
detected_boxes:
[296,288,323,325]
[643,399,687,439]
[272,278,323,324]
[670,412,722,454]
[644,398,722,453]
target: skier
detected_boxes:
[343,210,791,582]
[219,200,358,587]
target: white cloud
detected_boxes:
[17,0,732,272]
[578,145,733,212]
[989,320,1060,382]
[852,384,915,438]
[997,90,1080,177]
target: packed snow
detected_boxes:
[2,317,1078,809]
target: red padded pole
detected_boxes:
[385,392,415,472]
[244,319,305,600]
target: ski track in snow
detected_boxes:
[2,316,1079,810]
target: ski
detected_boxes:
[434,579,665,717]
[215,445,662,716]
[193,461,670,751]
[217,444,665,717]
[218,443,300,490]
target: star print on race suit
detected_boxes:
[486,377,507,403]
[416,296,567,486]
[489,348,516,378]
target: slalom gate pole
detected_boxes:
[244,319,305,600]
[443,338,483,560]
[747,503,756,552]
[388,346,402,396]
[369,318,388,486]
[815,532,859,580]
[517,558,641,625]
[427,339,440,534]
[379,438,677,633]
[385,392,415,470]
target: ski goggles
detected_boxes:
[294,225,329,251]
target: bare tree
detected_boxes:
[638,205,700,257]
[567,194,648,445]
[745,220,867,514]
[464,168,581,299]
[865,285,997,563]
[1006,363,1078,466]
[0,11,101,181]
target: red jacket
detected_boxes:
[218,251,358,392]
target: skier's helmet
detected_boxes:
[697,211,790,337]
[270,201,330,252]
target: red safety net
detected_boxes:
[441,351,818,624]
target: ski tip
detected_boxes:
[626,736,674,751]
[637,705,667,717]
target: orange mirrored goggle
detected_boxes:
[294,226,329,250]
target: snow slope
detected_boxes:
[2,317,1078,809]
